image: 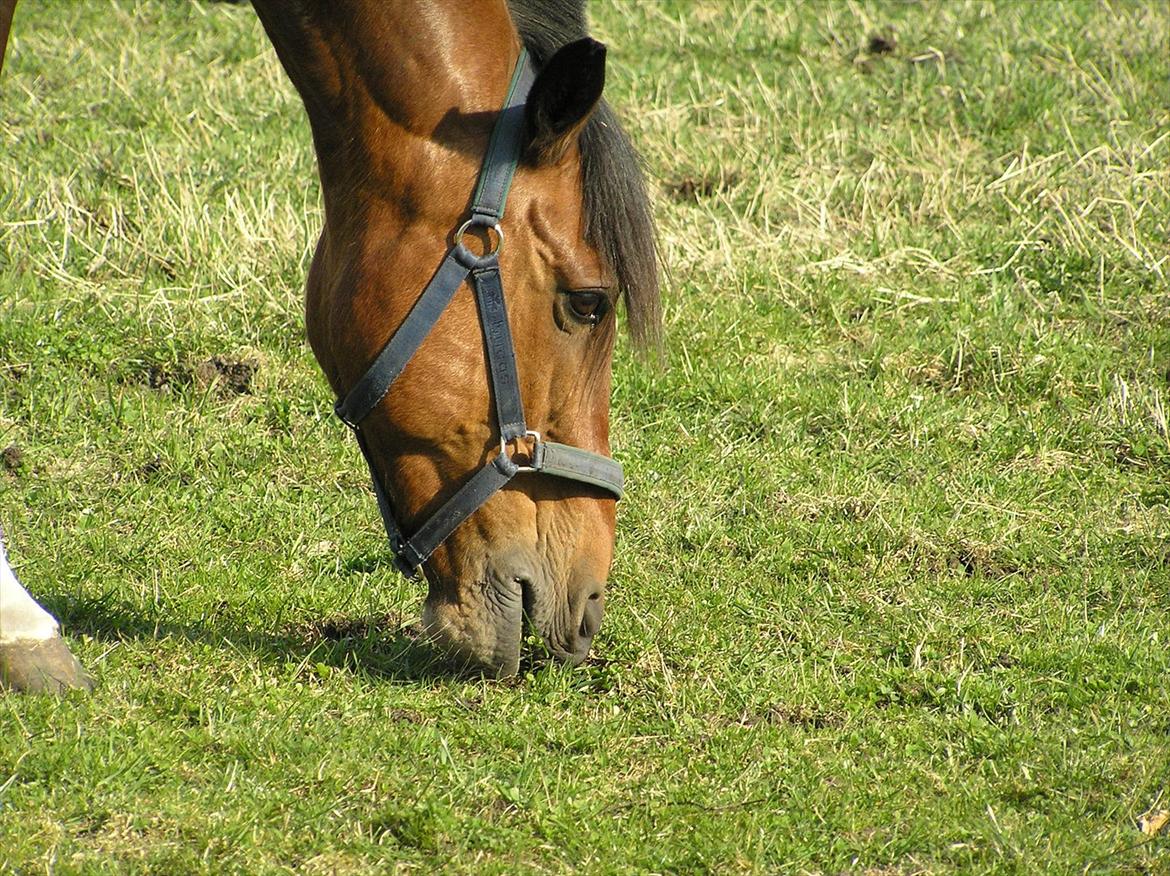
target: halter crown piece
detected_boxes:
[333,50,625,578]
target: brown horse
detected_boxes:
[0,0,658,689]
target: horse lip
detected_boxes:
[488,637,521,678]
[452,565,593,676]
[517,577,565,664]
[520,583,593,667]
[485,574,524,678]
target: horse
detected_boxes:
[0,0,659,691]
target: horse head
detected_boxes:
[254,0,659,676]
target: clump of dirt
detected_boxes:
[737,704,843,730]
[866,29,897,55]
[899,535,1021,579]
[1113,441,1153,469]
[666,171,742,203]
[905,354,977,393]
[194,356,256,396]
[134,355,256,397]
[1,444,24,474]
[952,542,1019,579]
[386,708,424,724]
[143,362,186,391]
[287,612,403,643]
[852,27,898,73]
[454,693,483,712]
[134,456,164,479]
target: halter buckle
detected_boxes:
[501,430,542,471]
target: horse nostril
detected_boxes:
[578,591,603,639]
[511,575,536,626]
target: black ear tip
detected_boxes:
[582,38,606,62]
[525,35,608,163]
[556,37,607,67]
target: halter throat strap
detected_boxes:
[333,50,624,578]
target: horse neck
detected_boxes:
[253,0,522,230]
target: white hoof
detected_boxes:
[1,528,94,693]
[0,637,95,694]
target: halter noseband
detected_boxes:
[333,50,624,579]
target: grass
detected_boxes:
[1,0,1168,872]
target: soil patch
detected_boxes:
[143,362,186,391]
[1,445,24,474]
[737,704,843,730]
[287,612,404,643]
[666,171,741,203]
[194,356,256,396]
[866,29,897,55]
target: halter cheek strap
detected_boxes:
[333,50,624,579]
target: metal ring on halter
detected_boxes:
[501,430,541,470]
[455,217,504,257]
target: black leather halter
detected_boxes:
[334,50,624,578]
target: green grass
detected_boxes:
[2,0,1168,872]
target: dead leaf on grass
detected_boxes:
[1138,809,1170,837]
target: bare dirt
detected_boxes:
[666,171,742,203]
[1,445,24,474]
[193,356,256,396]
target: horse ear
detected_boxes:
[525,38,606,165]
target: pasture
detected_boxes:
[2,0,1168,871]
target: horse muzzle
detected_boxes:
[422,547,605,676]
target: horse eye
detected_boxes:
[564,290,609,324]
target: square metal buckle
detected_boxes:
[500,430,541,471]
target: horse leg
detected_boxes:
[0,0,17,78]
[0,2,92,693]
[0,527,94,693]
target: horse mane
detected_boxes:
[507,0,662,348]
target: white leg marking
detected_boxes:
[0,528,61,644]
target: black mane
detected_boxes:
[507,0,661,347]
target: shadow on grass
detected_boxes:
[38,588,472,684]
